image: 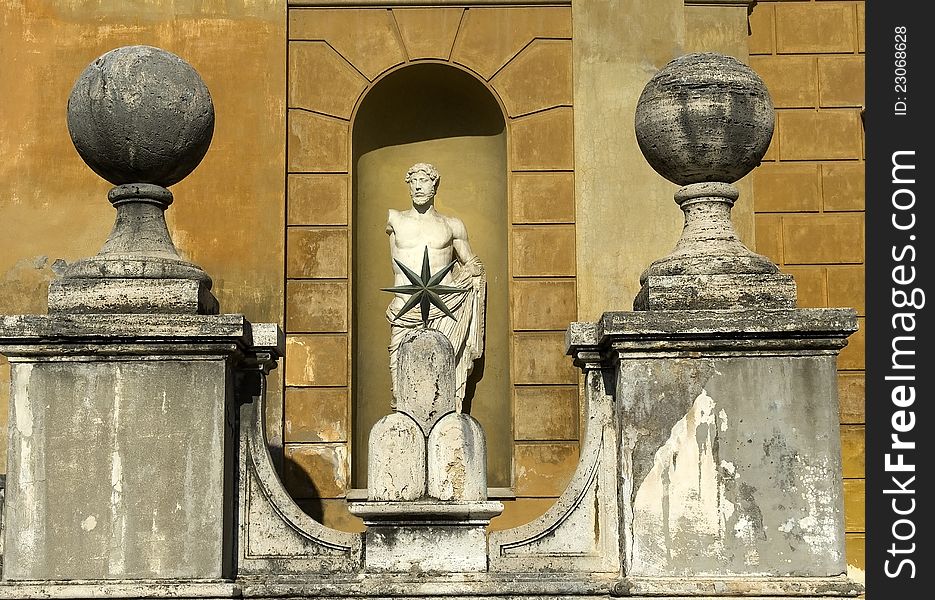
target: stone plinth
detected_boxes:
[347,501,503,573]
[567,308,857,583]
[0,314,279,581]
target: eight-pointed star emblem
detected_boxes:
[382,246,468,327]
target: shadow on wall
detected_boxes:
[282,454,324,524]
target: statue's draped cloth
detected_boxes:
[386,256,486,406]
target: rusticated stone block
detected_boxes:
[843,479,865,532]
[778,110,863,161]
[392,8,463,60]
[512,332,578,385]
[511,279,576,330]
[752,162,821,213]
[510,108,575,171]
[827,265,864,314]
[754,214,783,265]
[782,214,864,265]
[776,2,857,54]
[846,534,865,570]
[284,387,348,443]
[286,228,348,279]
[450,6,571,79]
[286,280,348,333]
[748,2,775,55]
[838,317,865,370]
[784,266,826,309]
[514,442,579,497]
[821,162,865,212]
[749,56,818,109]
[511,226,576,277]
[514,385,578,441]
[837,372,865,425]
[288,41,367,119]
[510,172,575,224]
[284,443,349,499]
[284,335,347,387]
[491,39,572,117]
[840,424,865,479]
[287,110,348,173]
[288,9,405,80]
[818,56,865,108]
[287,174,348,226]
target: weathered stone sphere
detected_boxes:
[67,45,214,187]
[635,52,774,185]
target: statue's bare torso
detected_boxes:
[387,208,473,299]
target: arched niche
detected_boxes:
[351,63,511,489]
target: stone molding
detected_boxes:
[567,308,859,356]
[488,368,620,573]
[238,385,363,575]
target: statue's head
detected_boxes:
[405,163,440,206]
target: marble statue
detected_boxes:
[385,163,486,405]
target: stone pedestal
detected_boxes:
[567,308,858,587]
[0,314,275,581]
[348,501,502,573]
[352,328,502,573]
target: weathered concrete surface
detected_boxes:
[0,315,283,581]
[367,412,426,501]
[67,45,214,187]
[489,368,620,574]
[0,574,860,599]
[623,356,845,576]
[568,308,857,580]
[427,413,487,501]
[634,273,796,311]
[238,373,363,577]
[3,358,233,580]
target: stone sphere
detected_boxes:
[67,45,215,187]
[634,52,774,185]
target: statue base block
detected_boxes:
[348,500,503,573]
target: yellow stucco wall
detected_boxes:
[747,0,866,574]
[0,0,286,472]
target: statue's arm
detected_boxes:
[450,217,484,275]
[387,210,400,273]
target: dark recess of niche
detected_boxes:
[353,63,506,157]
